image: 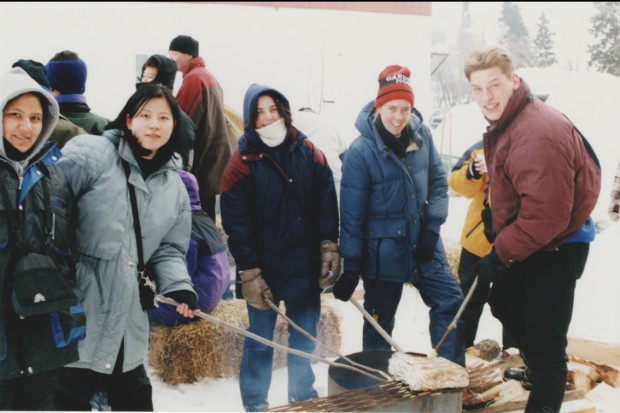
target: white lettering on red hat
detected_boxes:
[385,74,410,84]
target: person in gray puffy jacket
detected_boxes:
[54,84,197,411]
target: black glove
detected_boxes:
[164,290,199,310]
[466,160,482,180]
[481,200,494,243]
[332,271,360,302]
[412,226,440,263]
[478,247,510,284]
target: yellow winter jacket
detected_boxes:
[448,143,491,258]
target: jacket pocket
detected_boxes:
[12,252,78,317]
[491,199,520,231]
[365,218,408,276]
[50,303,86,348]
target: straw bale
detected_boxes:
[442,238,462,280]
[149,297,342,384]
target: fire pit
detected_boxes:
[328,350,463,412]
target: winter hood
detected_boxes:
[240,83,293,151]
[136,54,177,91]
[0,67,59,171]
[242,83,290,131]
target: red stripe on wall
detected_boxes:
[186,2,431,16]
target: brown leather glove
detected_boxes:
[239,268,273,310]
[319,241,341,289]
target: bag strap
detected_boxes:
[39,170,56,248]
[122,160,146,276]
[561,114,601,171]
[573,126,601,171]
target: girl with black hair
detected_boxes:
[54,84,197,411]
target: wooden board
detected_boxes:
[567,337,620,367]
[477,389,585,413]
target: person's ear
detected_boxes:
[125,114,132,131]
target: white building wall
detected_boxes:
[0,2,431,144]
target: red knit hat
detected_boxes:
[375,65,414,108]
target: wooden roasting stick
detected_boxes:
[349,297,405,353]
[265,298,392,381]
[155,295,386,382]
[430,276,479,357]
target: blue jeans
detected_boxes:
[362,260,465,366]
[239,293,320,411]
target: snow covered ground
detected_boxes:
[148,68,620,411]
[148,201,620,412]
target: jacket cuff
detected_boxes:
[425,222,441,235]
[343,257,361,272]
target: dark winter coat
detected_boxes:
[176,57,231,199]
[220,84,339,301]
[339,101,449,282]
[0,68,79,379]
[483,79,601,265]
[56,97,109,136]
[49,114,87,148]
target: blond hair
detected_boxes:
[463,46,515,81]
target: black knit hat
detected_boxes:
[12,59,51,90]
[169,35,199,57]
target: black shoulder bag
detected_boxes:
[1,172,79,317]
[122,161,158,310]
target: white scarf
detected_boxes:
[256,118,287,147]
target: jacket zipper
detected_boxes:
[465,219,483,239]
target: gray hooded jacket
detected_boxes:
[58,128,195,374]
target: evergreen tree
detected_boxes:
[532,12,557,67]
[498,2,532,67]
[432,2,483,106]
[588,2,620,76]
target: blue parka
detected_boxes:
[340,101,450,283]
[220,84,339,301]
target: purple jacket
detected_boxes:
[151,171,230,326]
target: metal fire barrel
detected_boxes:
[328,350,462,413]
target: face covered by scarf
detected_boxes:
[256,118,287,147]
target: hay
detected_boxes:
[149,297,342,385]
[442,238,462,281]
